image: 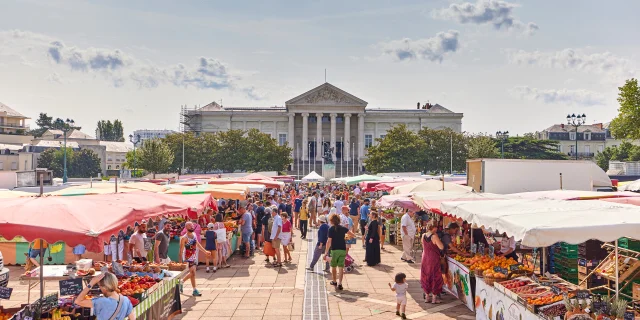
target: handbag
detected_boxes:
[263,241,275,256]
[287,243,295,251]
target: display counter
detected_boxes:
[444,257,475,312]
[475,277,541,320]
[133,269,186,320]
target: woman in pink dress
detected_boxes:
[420,221,445,304]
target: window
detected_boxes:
[380,134,386,140]
[557,145,563,152]
[278,133,287,146]
[584,132,591,141]
[108,165,111,170]
[11,162,17,170]
[569,132,576,141]
[116,165,120,169]
[309,116,317,123]
[584,145,590,154]
[365,134,373,148]
[597,145,604,153]
[570,145,575,153]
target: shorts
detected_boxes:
[29,248,46,259]
[280,232,292,246]
[397,296,407,305]
[360,220,367,234]
[242,231,253,243]
[272,238,282,249]
[330,249,346,268]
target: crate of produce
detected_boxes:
[619,237,640,252]
[556,250,579,259]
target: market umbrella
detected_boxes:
[375,180,423,192]
[601,197,640,206]
[506,189,640,200]
[239,173,275,181]
[377,194,422,211]
[46,187,139,196]
[390,180,472,195]
[412,191,507,214]
[208,178,284,189]
[301,171,325,183]
[164,185,246,200]
[342,174,391,185]
[0,191,202,252]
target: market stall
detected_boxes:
[390,180,472,195]
[301,171,325,183]
[440,198,640,320]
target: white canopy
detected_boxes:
[440,198,640,247]
[391,180,472,195]
[506,189,640,200]
[301,171,325,183]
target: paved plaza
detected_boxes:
[3,231,474,320]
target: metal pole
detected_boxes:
[501,139,504,159]
[90,176,93,188]
[133,142,137,178]
[341,137,343,177]
[575,125,579,160]
[39,173,43,197]
[450,132,453,174]
[63,131,68,183]
[559,173,563,190]
[182,133,185,174]
[115,176,118,193]
[314,138,317,173]
[615,238,619,298]
[39,239,44,302]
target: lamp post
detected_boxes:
[567,113,586,160]
[55,118,75,183]
[496,130,509,159]
[128,134,141,178]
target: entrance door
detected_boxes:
[336,141,343,159]
[308,141,316,159]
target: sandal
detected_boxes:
[431,298,442,304]
[330,281,337,286]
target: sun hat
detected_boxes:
[207,223,215,229]
[318,215,327,223]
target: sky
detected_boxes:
[1,0,638,137]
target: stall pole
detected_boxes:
[90,176,93,188]
[615,239,619,298]
[542,247,547,274]
[39,173,44,197]
[559,173,563,190]
[441,173,445,191]
[39,239,44,305]
[115,176,118,193]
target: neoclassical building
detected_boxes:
[182,83,463,173]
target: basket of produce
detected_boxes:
[481,269,507,286]
[167,262,187,271]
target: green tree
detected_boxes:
[162,132,200,173]
[610,78,640,140]
[28,113,54,137]
[244,129,292,172]
[467,134,500,159]
[595,146,616,171]
[96,120,124,141]
[364,124,426,173]
[137,139,174,178]
[419,128,467,173]
[502,136,567,160]
[37,148,62,176]
[71,149,102,177]
[216,130,249,172]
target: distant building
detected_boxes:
[0,102,32,146]
[538,123,607,159]
[133,129,176,142]
[602,122,640,149]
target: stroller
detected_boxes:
[344,253,357,272]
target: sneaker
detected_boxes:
[306,267,314,271]
[192,289,202,297]
[401,313,406,319]
[206,267,210,273]
[330,281,337,286]
[337,284,343,291]
[213,267,217,273]
[396,311,400,316]
[407,260,415,264]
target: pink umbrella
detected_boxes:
[377,194,422,211]
[375,180,420,192]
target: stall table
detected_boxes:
[444,257,475,312]
[474,277,547,320]
[133,269,187,320]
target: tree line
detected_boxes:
[364,125,565,174]
[128,129,293,177]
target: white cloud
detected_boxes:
[432,0,538,35]
[510,86,606,106]
[0,29,262,100]
[505,48,636,81]
[46,72,64,84]
[379,30,460,62]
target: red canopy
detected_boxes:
[0,192,210,252]
[601,197,640,206]
[240,173,275,181]
[374,181,419,192]
[208,179,284,189]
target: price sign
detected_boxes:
[493,266,508,275]
[59,278,83,296]
[470,243,477,255]
[550,285,562,295]
[478,243,485,256]
[531,274,539,283]
[540,281,552,286]
[578,259,587,266]
[509,263,523,272]
[575,290,591,299]
[112,261,125,276]
[624,311,635,320]
[0,287,12,300]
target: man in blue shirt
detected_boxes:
[307,215,330,272]
[294,195,303,230]
[359,199,370,248]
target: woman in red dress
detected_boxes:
[420,221,445,304]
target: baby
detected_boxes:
[388,272,408,319]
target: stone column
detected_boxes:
[358,113,365,170]
[302,113,309,161]
[273,121,277,139]
[288,113,295,160]
[316,112,323,161]
[330,113,337,161]
[344,114,351,161]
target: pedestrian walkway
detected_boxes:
[2,230,474,319]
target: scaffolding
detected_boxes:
[179,105,202,135]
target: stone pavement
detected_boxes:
[2,228,474,320]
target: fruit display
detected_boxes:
[41,308,75,320]
[223,221,237,232]
[464,255,520,275]
[526,292,564,306]
[482,269,508,279]
[538,302,567,318]
[117,275,161,297]
[595,254,639,280]
[499,278,531,290]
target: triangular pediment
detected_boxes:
[286,83,368,107]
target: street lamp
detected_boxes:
[54,118,75,183]
[129,134,141,178]
[567,113,586,160]
[496,130,509,159]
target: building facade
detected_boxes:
[538,123,607,159]
[133,129,176,143]
[182,83,463,172]
[0,102,32,146]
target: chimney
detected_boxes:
[426,103,432,110]
[594,123,603,129]
[561,123,564,129]
[417,102,420,110]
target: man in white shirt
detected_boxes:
[400,211,416,263]
[270,209,283,265]
[334,196,344,212]
[354,186,361,196]
[129,223,148,262]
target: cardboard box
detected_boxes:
[633,283,640,301]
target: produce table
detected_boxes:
[475,277,541,320]
[19,265,103,304]
[133,269,186,320]
[444,257,475,312]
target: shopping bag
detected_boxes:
[287,243,295,252]
[263,242,275,256]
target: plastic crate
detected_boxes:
[557,251,579,259]
[618,237,640,252]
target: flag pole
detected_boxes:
[297,143,300,179]
[341,136,343,178]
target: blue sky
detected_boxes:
[1,0,638,136]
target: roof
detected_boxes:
[99,141,134,153]
[543,124,604,133]
[47,129,95,140]
[32,140,80,148]
[0,143,24,151]
[285,82,368,106]
[0,102,28,118]
[198,101,223,111]
[366,104,456,114]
